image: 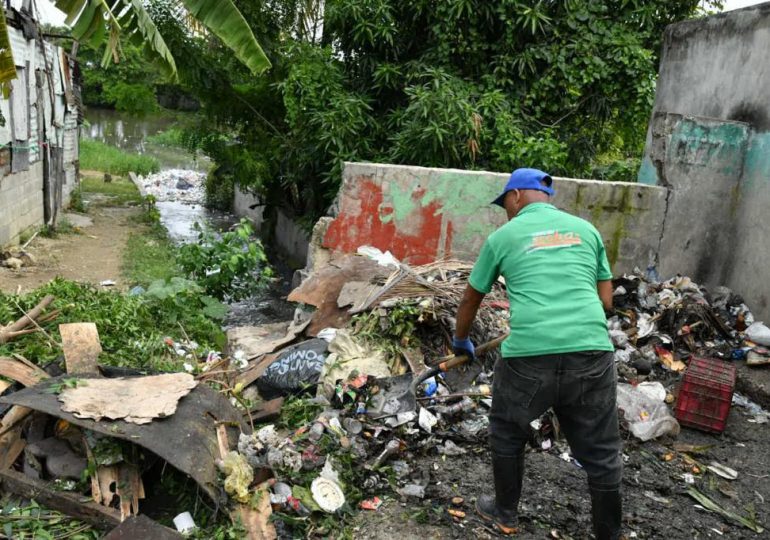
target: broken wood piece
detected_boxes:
[58,373,197,424]
[0,432,25,469]
[0,295,55,344]
[0,356,50,387]
[117,463,145,520]
[216,425,277,540]
[0,467,122,529]
[102,514,183,540]
[246,397,284,424]
[235,353,280,388]
[226,318,310,361]
[59,323,102,375]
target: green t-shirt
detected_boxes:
[469,202,613,357]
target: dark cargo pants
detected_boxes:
[489,350,622,488]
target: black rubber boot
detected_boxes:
[589,485,622,540]
[475,453,523,535]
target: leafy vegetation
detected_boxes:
[80,140,160,176]
[176,219,273,301]
[54,0,270,79]
[137,0,722,226]
[0,500,99,539]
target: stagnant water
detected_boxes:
[84,107,295,328]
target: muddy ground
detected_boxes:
[352,403,769,539]
[0,205,139,293]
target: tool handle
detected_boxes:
[410,334,507,392]
[438,334,508,371]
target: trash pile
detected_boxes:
[137,169,205,203]
[2,249,770,537]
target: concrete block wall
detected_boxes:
[639,4,770,321]
[321,162,668,274]
[0,162,43,244]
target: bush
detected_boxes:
[176,219,273,301]
[80,139,160,176]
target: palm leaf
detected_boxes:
[55,0,178,79]
[180,0,271,75]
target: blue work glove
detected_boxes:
[452,336,476,361]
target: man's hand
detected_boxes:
[452,336,476,361]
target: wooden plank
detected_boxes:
[0,468,122,529]
[235,353,280,388]
[247,397,284,424]
[59,323,102,375]
[0,356,49,387]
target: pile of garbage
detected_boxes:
[137,169,205,203]
[2,247,770,537]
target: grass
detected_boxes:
[80,177,143,206]
[122,220,179,287]
[80,139,160,176]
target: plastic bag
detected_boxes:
[746,322,770,346]
[616,382,680,441]
[257,339,329,398]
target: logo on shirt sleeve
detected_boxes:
[527,230,582,252]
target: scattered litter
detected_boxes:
[99,280,116,287]
[438,440,467,456]
[707,462,739,480]
[675,357,735,434]
[686,487,764,533]
[311,476,345,512]
[173,511,197,534]
[138,169,206,203]
[397,484,425,499]
[644,491,671,505]
[220,452,253,504]
[360,497,383,510]
[616,383,680,441]
[746,322,770,346]
[418,407,438,433]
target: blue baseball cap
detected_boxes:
[492,168,554,207]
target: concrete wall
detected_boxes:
[0,162,43,244]
[233,184,310,268]
[322,162,668,273]
[0,9,81,246]
[233,184,265,231]
[639,4,770,320]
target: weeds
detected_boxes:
[0,278,224,371]
[69,188,87,213]
[39,218,77,238]
[0,500,99,539]
[146,127,186,148]
[80,139,159,176]
[176,219,273,301]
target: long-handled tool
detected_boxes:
[372,334,507,417]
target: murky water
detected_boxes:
[82,108,209,172]
[85,107,295,327]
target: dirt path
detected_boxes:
[0,206,140,294]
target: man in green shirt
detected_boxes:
[452,168,621,539]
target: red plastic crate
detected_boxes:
[674,357,736,434]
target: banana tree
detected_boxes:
[55,0,271,79]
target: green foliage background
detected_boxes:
[81,0,722,221]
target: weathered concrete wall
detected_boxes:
[639,5,770,320]
[0,162,43,244]
[233,184,265,231]
[0,9,81,246]
[232,185,310,268]
[323,162,668,273]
